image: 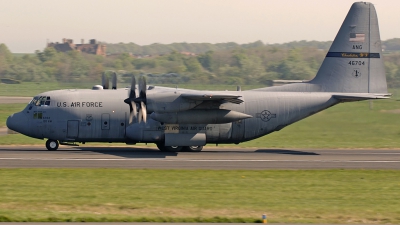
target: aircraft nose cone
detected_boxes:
[6,113,29,135]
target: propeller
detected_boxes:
[102,73,109,89]
[111,72,117,90]
[124,75,147,124]
[125,76,137,123]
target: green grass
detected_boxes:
[0,82,264,96]
[0,169,399,223]
[0,82,97,97]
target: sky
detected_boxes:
[0,0,399,53]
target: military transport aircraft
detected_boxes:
[6,2,390,152]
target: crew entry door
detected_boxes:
[67,120,79,139]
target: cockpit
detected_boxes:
[29,96,51,106]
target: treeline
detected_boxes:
[1,41,400,87]
[105,39,400,55]
[105,40,333,55]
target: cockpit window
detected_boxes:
[30,96,39,105]
[30,96,51,106]
[45,96,51,106]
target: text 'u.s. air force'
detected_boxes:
[57,102,103,107]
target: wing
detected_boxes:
[181,93,243,104]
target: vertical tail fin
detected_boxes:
[310,2,387,93]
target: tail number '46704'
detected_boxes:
[348,61,365,65]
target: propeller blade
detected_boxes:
[132,100,137,122]
[102,73,105,89]
[129,75,136,99]
[141,101,147,123]
[138,108,143,123]
[102,73,109,89]
[129,109,134,124]
[138,75,147,100]
[112,72,117,90]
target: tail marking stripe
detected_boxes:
[326,52,380,58]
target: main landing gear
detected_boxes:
[46,139,59,151]
[156,143,203,152]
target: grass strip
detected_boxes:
[0,83,264,97]
[0,169,399,223]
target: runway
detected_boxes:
[1,145,400,169]
[0,96,31,104]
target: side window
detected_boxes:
[33,111,42,119]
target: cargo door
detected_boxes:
[67,120,79,139]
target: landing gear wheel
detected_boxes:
[46,139,59,151]
[182,146,203,152]
[156,143,182,152]
[164,146,183,152]
[156,143,167,152]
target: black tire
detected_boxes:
[46,139,59,151]
[182,146,203,152]
[163,146,183,152]
[156,143,167,152]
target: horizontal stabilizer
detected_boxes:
[333,93,391,102]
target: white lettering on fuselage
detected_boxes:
[157,125,213,131]
[56,102,103,107]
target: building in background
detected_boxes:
[47,38,106,56]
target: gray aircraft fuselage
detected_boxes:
[13,88,338,145]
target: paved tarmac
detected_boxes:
[1,145,399,169]
[0,96,31,104]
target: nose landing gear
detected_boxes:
[46,139,59,151]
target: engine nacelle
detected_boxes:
[125,119,238,144]
[125,119,164,142]
[150,109,252,124]
[146,92,201,113]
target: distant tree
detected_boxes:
[184,57,202,73]
[0,43,13,62]
[383,38,400,51]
